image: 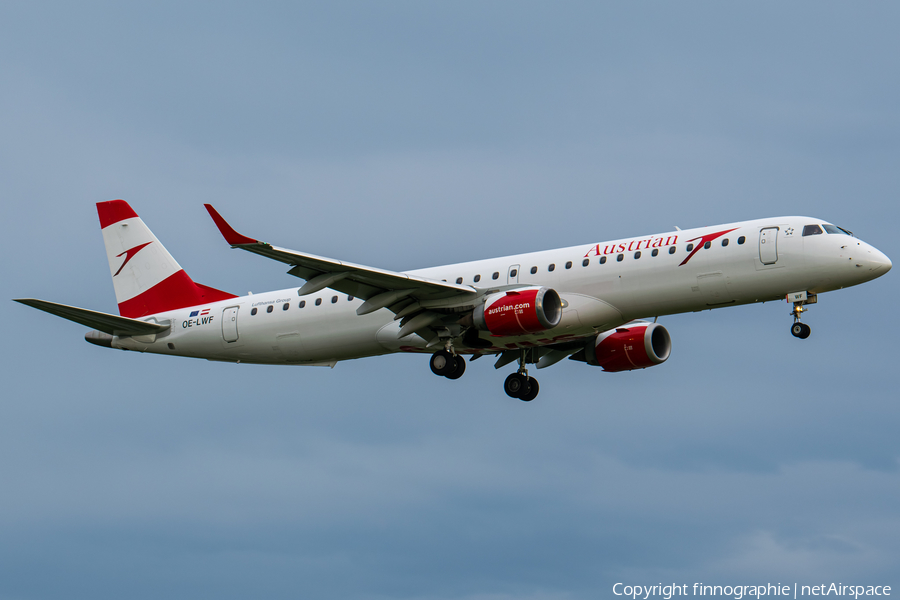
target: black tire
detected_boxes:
[791,323,811,339]
[430,350,455,376]
[519,377,539,402]
[445,354,466,379]
[504,373,528,398]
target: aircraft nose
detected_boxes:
[865,246,892,275]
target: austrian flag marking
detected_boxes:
[183,307,215,328]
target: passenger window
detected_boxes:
[315,298,322,306]
[722,239,729,247]
[299,301,306,308]
[686,243,694,252]
[634,251,641,259]
[251,307,258,316]
[599,256,607,264]
[704,241,711,249]
[492,272,500,280]
[474,274,481,283]
[332,296,338,303]
[530,266,537,274]
[347,296,353,301]
[456,277,463,284]
[548,264,555,272]
[738,236,746,244]
[283,303,289,311]
[669,246,676,254]
[582,259,589,267]
[652,249,659,257]
[565,261,572,269]
[510,269,517,277]
[617,254,624,262]
[267,305,274,313]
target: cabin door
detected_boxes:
[759,227,779,265]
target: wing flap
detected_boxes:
[14,299,170,336]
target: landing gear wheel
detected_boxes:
[791,323,811,339]
[790,299,813,340]
[504,373,528,398]
[444,354,467,380]
[430,350,455,376]
[519,377,540,402]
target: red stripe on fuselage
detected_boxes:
[97,200,140,229]
[117,270,237,318]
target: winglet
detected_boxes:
[204,204,259,246]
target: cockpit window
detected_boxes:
[822,224,852,236]
[802,224,823,236]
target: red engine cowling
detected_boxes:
[473,287,562,336]
[587,322,671,372]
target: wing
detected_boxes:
[14,299,170,336]
[204,205,479,321]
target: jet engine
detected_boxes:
[585,322,671,372]
[472,287,562,336]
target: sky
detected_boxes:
[1,2,899,599]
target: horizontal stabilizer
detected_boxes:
[14,299,170,337]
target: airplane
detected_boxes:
[15,200,892,401]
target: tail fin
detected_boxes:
[98,200,236,318]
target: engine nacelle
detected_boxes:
[587,322,671,372]
[473,287,562,336]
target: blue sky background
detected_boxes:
[1,2,898,599]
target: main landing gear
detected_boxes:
[504,372,539,402]
[430,348,466,379]
[789,294,815,339]
[428,346,540,401]
[504,350,539,402]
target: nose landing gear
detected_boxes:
[788,292,816,339]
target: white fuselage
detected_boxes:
[111,216,891,365]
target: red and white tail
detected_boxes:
[98,200,236,318]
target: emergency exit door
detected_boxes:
[222,306,239,342]
[508,264,520,285]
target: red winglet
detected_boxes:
[204,204,258,246]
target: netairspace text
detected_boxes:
[612,583,891,600]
